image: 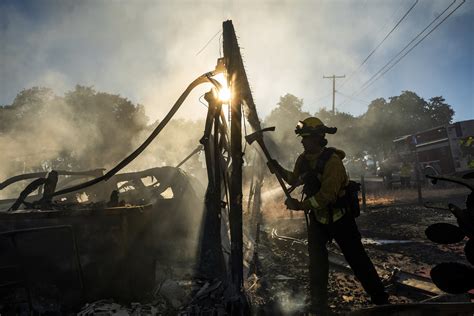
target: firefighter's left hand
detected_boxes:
[285,198,309,211]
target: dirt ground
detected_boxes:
[248,186,471,314]
[1,185,471,315]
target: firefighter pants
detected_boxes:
[307,211,388,311]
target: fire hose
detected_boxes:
[49,67,225,198]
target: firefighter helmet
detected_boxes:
[295,117,337,136]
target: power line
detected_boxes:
[310,92,333,105]
[338,0,464,108]
[354,0,466,95]
[196,30,222,56]
[340,0,419,89]
[336,91,369,104]
[334,91,367,110]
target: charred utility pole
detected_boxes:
[323,74,345,114]
[223,20,245,298]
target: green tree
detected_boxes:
[357,97,391,159]
[356,91,455,172]
[314,108,358,155]
[62,85,149,169]
[0,85,149,178]
[427,96,454,126]
[10,87,55,117]
[264,94,311,166]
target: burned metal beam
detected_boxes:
[196,92,226,280]
[0,169,104,191]
[175,145,204,168]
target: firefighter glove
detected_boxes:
[285,197,310,211]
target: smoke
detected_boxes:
[0,91,209,199]
[275,290,306,314]
[129,118,208,177]
[2,0,470,123]
[1,0,471,196]
[0,91,74,196]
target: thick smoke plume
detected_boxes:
[0,86,208,199]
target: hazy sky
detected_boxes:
[1,0,472,122]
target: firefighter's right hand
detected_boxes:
[285,198,309,211]
[266,159,280,174]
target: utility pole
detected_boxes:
[323,74,345,114]
[223,20,244,297]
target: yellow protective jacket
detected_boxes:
[283,147,349,224]
[400,163,412,178]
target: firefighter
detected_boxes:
[268,117,389,314]
[400,161,412,188]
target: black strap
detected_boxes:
[328,204,334,225]
[300,147,335,177]
[315,148,335,175]
[301,147,336,198]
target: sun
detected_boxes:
[213,73,231,103]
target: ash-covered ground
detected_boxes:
[247,187,470,314]
[2,185,470,315]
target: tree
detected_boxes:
[314,108,358,155]
[0,86,457,196]
[264,94,311,166]
[427,96,455,126]
[137,118,206,170]
[355,91,455,172]
[0,86,149,180]
[357,97,391,160]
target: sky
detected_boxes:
[1,0,473,123]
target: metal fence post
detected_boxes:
[361,174,367,213]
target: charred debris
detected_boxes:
[1,21,474,315]
[0,20,259,315]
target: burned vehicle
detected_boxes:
[0,166,206,311]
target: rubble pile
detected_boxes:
[78,299,164,316]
